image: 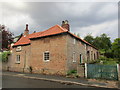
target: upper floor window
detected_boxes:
[73,39,76,44]
[16,46,22,52]
[44,51,50,61]
[85,44,87,49]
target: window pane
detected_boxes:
[80,54,82,63]
[44,52,49,61]
[16,55,20,63]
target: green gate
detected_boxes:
[87,64,118,80]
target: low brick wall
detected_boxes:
[6,66,66,76]
[32,68,66,76]
[77,64,85,78]
[2,62,9,71]
[8,67,23,72]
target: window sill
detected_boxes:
[44,60,50,62]
[16,50,21,52]
[15,62,20,64]
[79,63,84,65]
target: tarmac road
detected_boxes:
[2,75,94,88]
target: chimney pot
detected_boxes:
[26,24,28,31]
[24,24,29,36]
[61,20,70,31]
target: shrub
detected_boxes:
[89,60,97,64]
[96,56,119,65]
[67,70,77,75]
[0,51,11,62]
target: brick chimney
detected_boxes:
[24,24,29,36]
[61,20,70,31]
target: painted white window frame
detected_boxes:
[16,46,22,52]
[16,55,20,64]
[85,44,86,49]
[73,38,76,44]
[73,52,76,62]
[43,51,50,62]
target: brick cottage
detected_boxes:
[7,20,99,75]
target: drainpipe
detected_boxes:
[23,51,26,72]
[85,63,87,78]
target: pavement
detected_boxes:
[2,71,120,89]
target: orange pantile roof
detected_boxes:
[29,25,68,39]
[13,35,31,46]
[13,25,67,47]
[13,24,98,49]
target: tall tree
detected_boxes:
[93,36,101,49]
[84,33,111,50]
[84,33,94,45]
[0,25,14,51]
[112,38,120,61]
[99,33,112,50]
[91,33,111,50]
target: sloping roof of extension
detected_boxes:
[13,25,98,50]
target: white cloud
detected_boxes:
[0,2,36,33]
[0,2,118,41]
[4,14,35,31]
[73,19,118,41]
[96,3,118,20]
[4,2,26,9]
[56,2,95,17]
[0,0,119,2]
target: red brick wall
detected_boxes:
[30,34,67,75]
[66,34,86,71]
[8,33,98,76]
[66,34,98,72]
[8,45,31,72]
[86,45,98,62]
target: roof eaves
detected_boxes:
[13,43,31,47]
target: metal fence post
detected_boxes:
[85,63,87,78]
[117,64,120,81]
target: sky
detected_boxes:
[0,1,118,42]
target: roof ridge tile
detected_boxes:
[56,25,68,32]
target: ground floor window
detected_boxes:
[44,51,50,61]
[16,55,20,64]
[87,51,90,61]
[80,54,83,63]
